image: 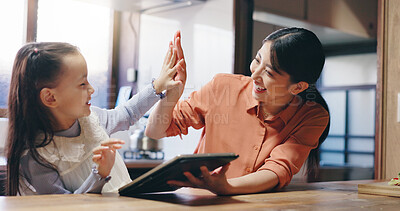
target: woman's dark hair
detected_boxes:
[263,27,330,178]
[6,42,79,195]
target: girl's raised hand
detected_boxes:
[153,30,186,96]
[92,138,125,178]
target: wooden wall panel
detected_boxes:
[308,0,377,38]
[254,0,305,19]
[379,0,400,179]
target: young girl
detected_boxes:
[146,27,330,195]
[6,32,186,195]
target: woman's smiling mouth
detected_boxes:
[253,83,267,93]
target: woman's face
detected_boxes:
[250,41,295,106]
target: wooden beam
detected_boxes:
[375,0,386,180]
[233,0,254,76]
[381,0,400,180]
[109,11,121,109]
[26,0,38,42]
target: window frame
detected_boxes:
[319,85,376,166]
[0,0,119,116]
[312,43,378,181]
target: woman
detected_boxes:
[146,27,330,195]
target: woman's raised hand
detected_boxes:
[92,138,125,178]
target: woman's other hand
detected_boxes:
[167,163,234,195]
[92,138,125,178]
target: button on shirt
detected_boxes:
[166,74,329,189]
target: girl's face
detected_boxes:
[51,53,94,128]
[250,41,295,106]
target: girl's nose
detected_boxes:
[88,84,95,95]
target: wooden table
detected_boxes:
[1,180,399,210]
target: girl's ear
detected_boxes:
[289,81,309,95]
[40,88,57,108]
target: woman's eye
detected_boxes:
[80,83,86,86]
[265,70,273,77]
[254,58,260,63]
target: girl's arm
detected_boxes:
[20,154,109,194]
[167,164,279,195]
[90,84,159,135]
[92,31,186,136]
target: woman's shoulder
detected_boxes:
[303,100,329,117]
[295,100,329,127]
[210,73,252,88]
[213,73,251,82]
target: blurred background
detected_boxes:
[0,0,381,183]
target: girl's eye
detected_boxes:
[265,70,273,77]
[254,58,260,63]
[80,83,86,86]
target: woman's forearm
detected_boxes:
[145,88,181,139]
[226,170,279,195]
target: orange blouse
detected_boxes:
[166,73,329,189]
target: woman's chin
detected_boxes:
[252,90,266,102]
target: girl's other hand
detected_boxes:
[92,138,125,178]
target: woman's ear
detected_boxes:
[289,81,309,95]
[40,88,57,108]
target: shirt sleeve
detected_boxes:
[257,107,329,190]
[165,77,218,137]
[20,154,110,194]
[91,84,159,135]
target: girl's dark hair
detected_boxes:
[6,42,79,195]
[263,27,330,178]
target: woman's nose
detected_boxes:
[251,66,262,80]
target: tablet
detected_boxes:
[119,153,239,196]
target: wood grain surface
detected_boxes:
[1,180,400,210]
[358,182,400,197]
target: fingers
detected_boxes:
[175,56,186,70]
[92,154,103,164]
[101,139,125,147]
[220,163,231,175]
[174,30,181,42]
[174,59,186,82]
[93,146,114,155]
[175,37,184,60]
[167,180,193,188]
[162,45,172,67]
[200,166,212,181]
[183,171,204,188]
[167,48,177,68]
